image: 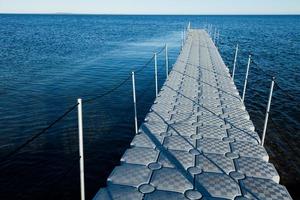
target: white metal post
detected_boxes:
[232,44,239,80]
[77,98,85,200]
[206,24,209,35]
[242,55,251,102]
[217,30,220,45]
[181,29,184,50]
[207,24,210,35]
[154,53,158,97]
[213,28,217,44]
[187,21,191,31]
[165,44,169,79]
[261,77,275,146]
[131,72,138,134]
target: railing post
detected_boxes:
[154,53,158,97]
[213,27,217,44]
[131,72,138,134]
[187,21,191,31]
[165,44,169,79]
[261,77,275,146]
[232,44,239,80]
[242,54,251,102]
[77,98,85,200]
[206,24,209,35]
[181,29,184,50]
[217,30,220,45]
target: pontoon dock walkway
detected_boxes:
[93,29,292,200]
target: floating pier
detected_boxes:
[93,29,292,200]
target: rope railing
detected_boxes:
[155,45,166,55]
[135,54,155,74]
[0,103,79,164]
[274,81,297,101]
[230,52,297,147]
[251,59,274,79]
[0,44,167,165]
[251,58,297,101]
[83,75,132,104]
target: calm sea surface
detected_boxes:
[0,15,299,199]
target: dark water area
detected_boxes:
[0,14,299,199]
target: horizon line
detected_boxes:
[0,12,299,16]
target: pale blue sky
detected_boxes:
[0,0,299,14]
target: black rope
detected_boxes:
[136,51,170,100]
[83,74,131,104]
[82,54,156,104]
[135,54,155,74]
[85,49,161,103]
[251,60,274,79]
[0,103,79,164]
[156,45,166,55]
[251,58,298,101]
[274,81,297,101]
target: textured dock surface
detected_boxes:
[93,29,292,200]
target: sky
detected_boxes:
[0,0,299,14]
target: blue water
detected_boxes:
[0,15,299,199]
